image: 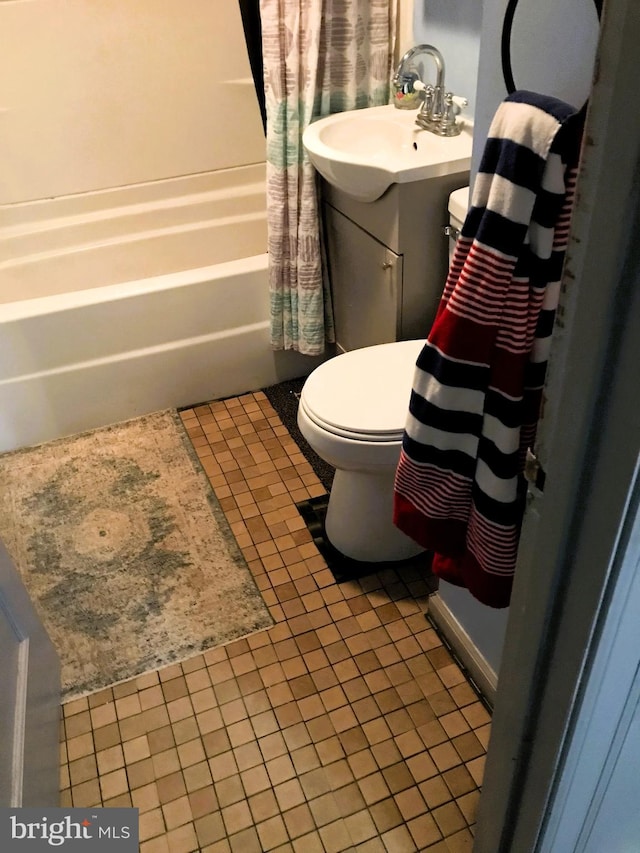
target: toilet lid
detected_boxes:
[300,339,425,440]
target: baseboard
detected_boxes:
[427,592,498,707]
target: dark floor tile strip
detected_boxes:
[296,495,438,589]
[262,378,335,493]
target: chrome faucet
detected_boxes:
[392,44,467,137]
[393,44,445,113]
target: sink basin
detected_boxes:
[303,104,473,203]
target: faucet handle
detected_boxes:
[416,82,434,116]
[439,92,468,136]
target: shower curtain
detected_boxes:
[260,0,397,356]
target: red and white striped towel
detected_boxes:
[393,91,583,608]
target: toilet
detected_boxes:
[447,186,470,262]
[297,338,426,563]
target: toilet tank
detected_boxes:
[447,186,470,263]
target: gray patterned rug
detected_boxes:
[0,410,273,700]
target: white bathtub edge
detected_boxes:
[0,327,323,454]
[0,254,268,322]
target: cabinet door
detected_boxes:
[324,204,403,352]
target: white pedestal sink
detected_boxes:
[303,104,473,203]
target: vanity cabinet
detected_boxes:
[321,169,469,352]
[324,207,403,352]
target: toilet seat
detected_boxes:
[297,339,428,561]
[300,339,424,442]
[299,398,402,443]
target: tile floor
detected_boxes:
[59,391,490,852]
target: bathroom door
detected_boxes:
[474,0,640,846]
[0,538,61,806]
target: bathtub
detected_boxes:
[0,165,322,453]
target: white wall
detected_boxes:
[405,0,600,181]
[412,0,483,118]
[0,0,265,205]
[472,0,600,178]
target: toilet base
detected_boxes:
[324,468,425,563]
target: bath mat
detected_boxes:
[0,410,273,700]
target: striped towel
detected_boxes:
[393,91,583,608]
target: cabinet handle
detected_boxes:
[382,260,393,270]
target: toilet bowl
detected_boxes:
[298,339,426,563]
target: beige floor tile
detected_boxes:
[123,734,151,765]
[369,797,404,834]
[65,710,92,738]
[188,785,218,819]
[68,755,98,787]
[445,827,475,851]
[381,823,417,852]
[59,393,490,851]
[256,814,288,850]
[131,781,161,814]
[408,812,443,848]
[140,834,171,853]
[139,808,165,842]
[67,732,95,762]
[96,744,125,775]
[165,822,199,853]
[99,768,129,800]
[70,778,101,807]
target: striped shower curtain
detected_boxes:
[260,0,397,356]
